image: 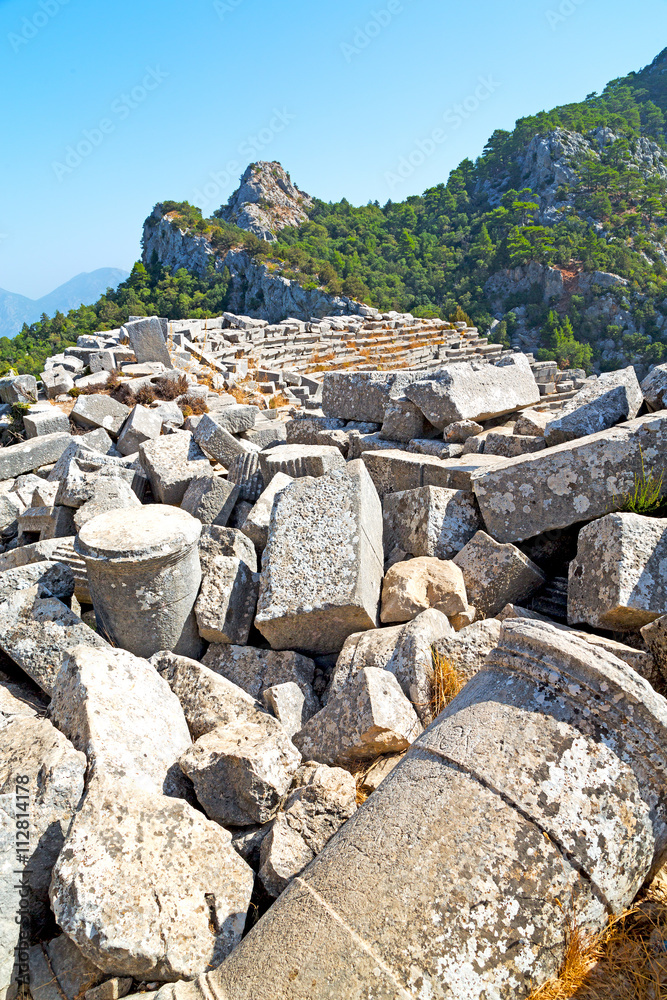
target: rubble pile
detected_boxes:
[2,312,667,1000]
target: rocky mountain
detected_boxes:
[216,162,313,241]
[0,268,129,340]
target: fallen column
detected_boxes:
[138,618,667,1000]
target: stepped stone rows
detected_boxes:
[1,309,667,999]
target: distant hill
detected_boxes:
[0,268,130,338]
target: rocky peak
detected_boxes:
[218,162,313,241]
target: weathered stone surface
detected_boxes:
[116,404,162,457]
[227,452,264,503]
[383,486,482,560]
[179,718,301,826]
[641,362,667,411]
[139,431,210,505]
[405,355,539,429]
[51,645,191,797]
[193,414,259,466]
[42,368,74,398]
[330,608,452,723]
[73,478,141,530]
[28,936,104,1000]
[77,507,203,659]
[472,412,667,543]
[483,432,546,457]
[432,618,503,685]
[286,416,346,446]
[514,408,550,436]
[238,472,293,550]
[181,475,239,527]
[641,615,667,682]
[0,560,74,604]
[381,556,468,624]
[443,419,483,443]
[255,462,383,653]
[544,366,643,446]
[204,405,258,435]
[50,777,254,981]
[258,444,345,484]
[569,513,667,630]
[380,397,429,442]
[0,587,110,696]
[202,644,315,700]
[151,651,269,740]
[322,371,418,423]
[0,374,37,404]
[71,395,130,438]
[294,667,422,766]
[453,530,545,618]
[123,316,171,366]
[85,978,133,1000]
[0,433,71,481]
[262,682,320,738]
[258,763,357,897]
[23,408,70,439]
[358,753,404,796]
[194,525,258,645]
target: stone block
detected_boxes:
[453,530,545,617]
[472,413,667,543]
[42,368,75,398]
[23,409,70,439]
[227,452,264,502]
[71,395,130,438]
[17,504,76,544]
[286,416,346,445]
[383,486,482,560]
[431,618,503,685]
[442,419,483,443]
[262,682,320,738]
[0,374,37,404]
[193,413,259,466]
[381,557,468,624]
[115,404,162,457]
[483,432,546,457]
[322,371,418,423]
[258,443,345,484]
[544,366,643,446]
[139,431,211,505]
[202,644,315,701]
[380,398,429,442]
[181,475,239,526]
[28,936,104,1000]
[642,363,667,411]
[255,461,384,654]
[123,316,171,366]
[514,408,549,436]
[238,472,293,550]
[0,433,71,480]
[194,526,258,645]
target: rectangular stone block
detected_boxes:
[139,431,211,505]
[193,413,259,467]
[122,317,171,366]
[473,412,667,542]
[23,409,71,439]
[322,371,419,423]
[383,486,482,560]
[0,432,71,480]
[544,367,643,446]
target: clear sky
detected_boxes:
[1,0,666,299]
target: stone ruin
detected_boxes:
[2,311,667,999]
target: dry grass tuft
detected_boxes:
[528,870,667,1000]
[431,648,465,717]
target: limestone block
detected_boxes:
[139,431,211,505]
[0,433,71,481]
[381,557,468,624]
[28,937,104,1000]
[0,374,37,405]
[472,413,667,543]
[123,316,171,366]
[203,405,258,435]
[255,462,384,653]
[115,404,162,457]
[453,530,545,618]
[194,526,259,644]
[286,416,346,446]
[23,409,70,439]
[641,615,667,682]
[383,486,482,560]
[73,478,141,530]
[193,413,259,466]
[257,444,345,484]
[85,978,133,1000]
[407,439,464,459]
[568,513,667,630]
[294,667,422,766]
[380,398,429,443]
[51,644,192,797]
[514,408,550,436]
[483,432,546,457]
[442,419,483,442]
[50,777,254,981]
[432,618,503,685]
[322,371,419,423]
[544,366,643,446]
[238,472,293,550]
[262,681,319,738]
[405,355,540,429]
[42,368,74,399]
[0,559,74,604]
[227,452,264,502]
[0,492,23,531]
[202,644,315,700]
[642,363,667,411]
[179,718,302,826]
[71,395,130,438]
[181,475,239,526]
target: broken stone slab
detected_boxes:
[442,419,483,443]
[544,366,643,446]
[55,459,143,509]
[255,461,384,654]
[0,432,71,481]
[0,374,37,404]
[0,559,74,604]
[227,452,264,503]
[77,506,203,659]
[257,444,345,485]
[71,395,131,438]
[432,618,503,686]
[258,763,357,898]
[380,556,468,624]
[330,608,453,724]
[181,475,239,527]
[407,439,464,459]
[51,644,192,797]
[193,413,259,466]
[322,371,419,423]
[123,316,171,366]
[73,478,141,531]
[162,618,667,1000]
[85,978,133,1000]
[641,615,667,682]
[294,667,422,766]
[0,670,45,719]
[380,398,430,442]
[242,421,287,450]
[17,503,76,544]
[453,530,545,618]
[0,491,22,532]
[42,368,75,398]
[202,644,315,700]
[50,776,254,981]
[23,408,70,439]
[48,440,142,487]
[238,472,293,550]
[28,936,105,1000]
[151,651,271,740]
[514,408,550,436]
[405,355,540,429]
[383,486,482,561]
[472,413,667,543]
[179,718,301,826]
[482,432,546,457]
[0,587,110,696]
[642,363,667,411]
[286,416,346,445]
[139,431,211,505]
[262,682,320,738]
[203,404,258,435]
[568,513,667,630]
[194,525,259,645]
[347,431,406,461]
[115,404,163,457]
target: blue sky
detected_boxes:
[1,0,666,299]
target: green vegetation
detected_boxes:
[621,449,666,514]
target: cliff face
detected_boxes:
[142,206,365,324]
[218,162,313,241]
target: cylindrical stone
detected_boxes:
[138,618,667,1000]
[75,507,203,659]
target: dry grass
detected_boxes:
[528,870,667,1000]
[431,648,465,717]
